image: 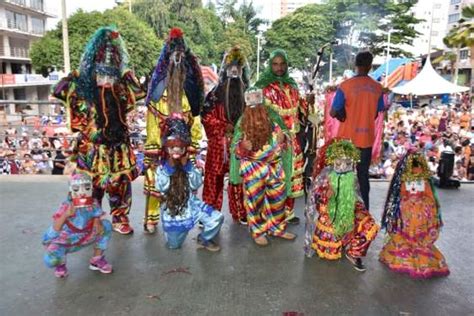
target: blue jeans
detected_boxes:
[165,209,224,249]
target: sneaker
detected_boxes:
[197,237,221,252]
[113,222,134,235]
[144,223,156,234]
[239,217,248,226]
[197,221,204,229]
[89,256,113,274]
[345,253,366,272]
[287,216,300,225]
[54,264,68,278]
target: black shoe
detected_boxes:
[345,253,366,272]
[287,216,300,225]
[198,221,204,229]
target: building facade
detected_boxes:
[446,0,474,87]
[0,0,57,121]
[280,0,322,18]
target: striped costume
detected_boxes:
[230,107,293,238]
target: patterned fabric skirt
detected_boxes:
[379,195,449,278]
[312,203,378,260]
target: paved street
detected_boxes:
[0,176,473,316]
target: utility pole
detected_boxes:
[256,33,261,80]
[61,0,70,74]
[385,29,392,87]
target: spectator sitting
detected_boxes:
[2,150,20,175]
[21,153,38,174]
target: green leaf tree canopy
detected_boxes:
[30,8,161,77]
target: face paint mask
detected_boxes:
[171,51,184,66]
[333,157,354,174]
[167,146,186,160]
[226,64,243,79]
[69,175,93,208]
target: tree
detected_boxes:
[132,0,224,65]
[263,4,335,70]
[443,4,474,83]
[325,0,422,67]
[30,8,161,77]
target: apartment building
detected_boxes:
[0,0,57,119]
[446,0,474,86]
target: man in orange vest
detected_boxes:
[330,51,384,210]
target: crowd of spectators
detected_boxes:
[1,99,473,182]
[370,98,473,181]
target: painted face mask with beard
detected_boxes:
[162,117,191,217]
[166,50,186,114]
[221,65,245,125]
[241,104,272,152]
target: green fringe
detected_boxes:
[328,171,356,238]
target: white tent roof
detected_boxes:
[392,57,469,95]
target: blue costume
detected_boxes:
[156,161,223,249]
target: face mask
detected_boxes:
[226,64,242,79]
[167,146,186,160]
[69,175,93,208]
[333,157,354,174]
[171,51,184,66]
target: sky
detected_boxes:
[47,0,119,30]
[46,0,274,30]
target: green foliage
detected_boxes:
[264,4,335,69]
[444,4,474,48]
[132,0,265,71]
[30,8,161,77]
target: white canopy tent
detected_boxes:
[392,57,469,95]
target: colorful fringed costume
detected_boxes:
[201,46,249,222]
[42,174,113,278]
[304,140,378,262]
[143,28,204,233]
[230,92,294,241]
[156,117,223,250]
[379,152,449,278]
[255,49,308,220]
[53,27,145,234]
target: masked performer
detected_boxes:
[143,27,204,234]
[156,115,223,251]
[201,46,249,224]
[53,27,145,235]
[380,151,449,278]
[230,89,295,246]
[304,139,379,271]
[255,49,310,225]
[42,173,113,278]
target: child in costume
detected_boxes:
[42,173,113,278]
[143,27,204,234]
[53,27,145,235]
[230,89,296,246]
[380,151,449,278]
[304,139,379,271]
[156,115,223,251]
